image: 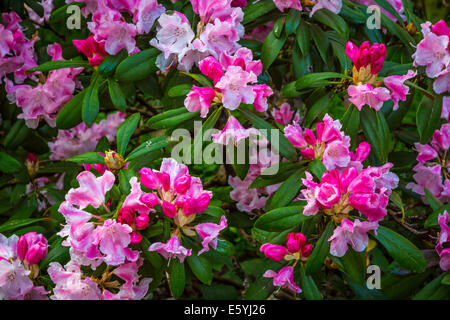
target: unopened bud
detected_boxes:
[104,150,124,170]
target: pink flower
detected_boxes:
[272,103,294,125]
[252,84,273,112]
[191,0,230,22]
[432,123,450,150]
[219,47,262,77]
[286,232,312,257]
[184,85,216,118]
[212,115,259,145]
[65,171,115,209]
[199,18,241,57]
[406,164,444,198]
[413,22,450,79]
[94,21,137,55]
[442,96,450,121]
[0,260,34,299]
[178,39,211,72]
[195,216,227,254]
[133,0,165,34]
[322,140,351,170]
[92,219,139,266]
[328,219,378,257]
[73,35,108,67]
[432,20,450,39]
[16,232,48,265]
[0,233,18,261]
[383,70,416,110]
[348,83,391,111]
[263,266,301,293]
[199,56,225,84]
[346,41,386,74]
[284,122,307,148]
[273,0,302,12]
[0,24,13,57]
[436,211,450,271]
[260,243,287,261]
[123,177,151,215]
[148,236,192,263]
[310,0,342,17]
[414,143,438,163]
[434,68,450,94]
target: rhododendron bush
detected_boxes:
[0,0,449,300]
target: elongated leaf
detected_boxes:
[192,106,223,158]
[373,226,426,273]
[360,106,391,163]
[67,152,105,164]
[56,90,86,129]
[187,255,212,285]
[286,9,301,35]
[0,152,23,174]
[0,218,46,233]
[168,84,193,98]
[98,50,128,77]
[28,60,89,73]
[255,206,306,232]
[416,95,443,144]
[299,264,322,300]
[375,0,404,25]
[147,108,200,130]
[424,204,450,228]
[295,72,350,91]
[126,136,169,161]
[180,72,213,88]
[310,24,329,64]
[115,48,159,82]
[308,160,326,180]
[261,27,287,71]
[82,74,102,127]
[312,9,349,39]
[108,79,127,111]
[338,249,366,286]
[266,168,306,210]
[117,113,140,156]
[305,221,334,274]
[341,104,360,145]
[168,259,185,298]
[242,0,276,24]
[296,17,310,56]
[4,120,31,150]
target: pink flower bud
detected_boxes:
[140,168,160,189]
[195,192,211,213]
[301,148,315,160]
[162,201,177,218]
[140,193,160,208]
[303,129,316,146]
[135,214,150,229]
[118,207,135,226]
[159,172,171,192]
[286,232,307,253]
[16,236,28,261]
[302,244,313,257]
[25,242,47,265]
[130,232,143,244]
[260,243,288,261]
[17,232,48,264]
[432,20,450,38]
[174,174,191,194]
[199,56,224,84]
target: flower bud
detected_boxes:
[159,172,171,192]
[25,153,39,179]
[301,244,313,257]
[135,214,150,229]
[301,148,315,160]
[139,168,159,190]
[118,207,135,226]
[260,243,288,261]
[130,232,143,244]
[139,193,160,208]
[174,174,191,194]
[16,236,29,261]
[195,193,211,214]
[17,232,48,265]
[286,232,307,253]
[25,242,48,265]
[104,150,124,170]
[162,201,177,218]
[303,129,316,146]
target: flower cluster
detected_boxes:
[0,232,49,300]
[5,43,83,128]
[346,41,416,111]
[261,232,313,293]
[406,123,450,202]
[412,20,450,95]
[285,114,371,172]
[48,112,125,160]
[150,0,244,72]
[273,0,342,17]
[185,48,272,117]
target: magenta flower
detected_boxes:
[184,85,216,118]
[414,143,438,163]
[195,215,228,254]
[16,232,48,265]
[73,35,108,67]
[260,243,288,261]
[148,236,192,263]
[199,56,225,84]
[348,83,391,111]
[263,266,301,293]
[328,219,378,257]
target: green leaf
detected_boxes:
[168,84,193,98]
[424,187,443,211]
[4,120,31,150]
[375,0,405,25]
[192,106,223,158]
[242,0,276,24]
[27,60,90,73]
[312,9,349,39]
[48,2,85,24]
[261,27,287,71]
[67,152,105,164]
[108,79,127,112]
[98,50,128,77]
[187,255,213,285]
[424,204,450,228]
[180,72,214,87]
[338,249,366,286]
[273,17,285,38]
[82,74,102,127]
[413,272,450,299]
[286,9,301,35]
[168,259,185,298]
[305,221,334,274]
[416,95,443,144]
[266,168,306,210]
[299,264,322,300]
[295,72,350,91]
[126,136,169,161]
[117,113,140,156]
[216,239,235,256]
[296,17,310,56]
[115,48,159,82]
[380,11,415,49]
[56,90,86,129]
[255,206,306,232]
[360,106,391,163]
[305,92,331,127]
[239,108,297,161]
[308,160,326,180]
[147,108,200,130]
[0,152,23,174]
[118,169,136,194]
[310,24,329,64]
[0,218,46,233]
[373,226,426,273]
[341,104,360,145]
[39,238,69,270]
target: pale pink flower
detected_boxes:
[195,216,227,254]
[252,84,274,112]
[436,211,450,271]
[272,103,294,125]
[442,96,450,121]
[133,0,165,34]
[215,66,257,109]
[65,171,115,209]
[263,266,301,293]
[212,115,259,145]
[414,143,438,163]
[322,140,351,170]
[432,123,450,151]
[26,0,53,25]
[219,47,262,77]
[310,0,342,17]
[348,83,391,111]
[406,164,444,198]
[123,177,152,215]
[184,85,216,118]
[328,219,378,257]
[273,0,301,12]
[94,21,137,55]
[148,236,192,263]
[383,70,416,110]
[434,68,450,94]
[199,18,241,57]
[0,260,34,300]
